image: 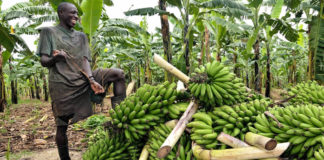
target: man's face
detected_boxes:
[59,4,79,28]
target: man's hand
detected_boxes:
[53,50,67,61]
[90,80,105,94]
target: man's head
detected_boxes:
[57,2,78,29]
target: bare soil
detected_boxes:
[0,98,111,160]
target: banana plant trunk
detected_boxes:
[11,80,18,104]
[30,77,35,99]
[199,32,205,65]
[9,58,18,104]
[0,46,5,112]
[233,52,240,77]
[34,76,40,99]
[292,50,297,84]
[183,12,190,74]
[205,27,210,62]
[159,0,173,82]
[42,71,48,101]
[265,42,271,97]
[253,38,262,93]
[308,22,314,80]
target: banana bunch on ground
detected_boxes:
[167,102,189,119]
[314,148,324,160]
[212,99,270,140]
[188,112,219,149]
[147,123,195,160]
[188,61,248,107]
[82,131,142,160]
[250,104,324,159]
[246,90,268,101]
[187,99,270,149]
[109,81,178,141]
[288,81,324,105]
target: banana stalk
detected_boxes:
[157,100,198,158]
[217,132,280,160]
[126,80,136,96]
[192,142,290,160]
[153,54,190,84]
[217,132,249,148]
[245,132,277,150]
[139,144,150,160]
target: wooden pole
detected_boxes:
[192,142,290,160]
[217,132,280,160]
[153,54,190,84]
[157,100,199,158]
[139,144,149,160]
[245,132,277,150]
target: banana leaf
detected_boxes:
[81,0,103,38]
[314,2,324,82]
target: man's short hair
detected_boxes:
[57,2,74,14]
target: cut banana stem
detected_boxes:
[192,142,290,160]
[157,100,199,158]
[126,80,136,96]
[139,144,150,160]
[153,54,190,84]
[245,132,277,150]
[217,132,249,148]
[217,132,281,160]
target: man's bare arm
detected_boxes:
[40,50,66,68]
[82,57,104,94]
[40,54,56,67]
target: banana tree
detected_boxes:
[311,0,324,83]
[92,18,159,85]
[0,3,35,111]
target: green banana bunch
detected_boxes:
[314,148,324,160]
[188,61,248,107]
[213,99,270,140]
[288,81,324,105]
[176,133,197,160]
[82,131,142,160]
[167,102,190,119]
[147,124,195,160]
[109,81,178,142]
[187,112,219,149]
[246,90,269,102]
[251,104,324,159]
[187,99,270,149]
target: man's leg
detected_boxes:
[93,68,126,108]
[55,116,72,160]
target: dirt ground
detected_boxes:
[0,98,111,160]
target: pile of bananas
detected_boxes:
[147,124,195,160]
[250,104,324,159]
[188,61,248,107]
[288,81,324,105]
[167,102,189,119]
[82,131,142,160]
[188,112,218,149]
[109,81,178,141]
[246,90,268,101]
[187,99,270,149]
[314,148,324,160]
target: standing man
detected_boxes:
[37,2,126,160]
